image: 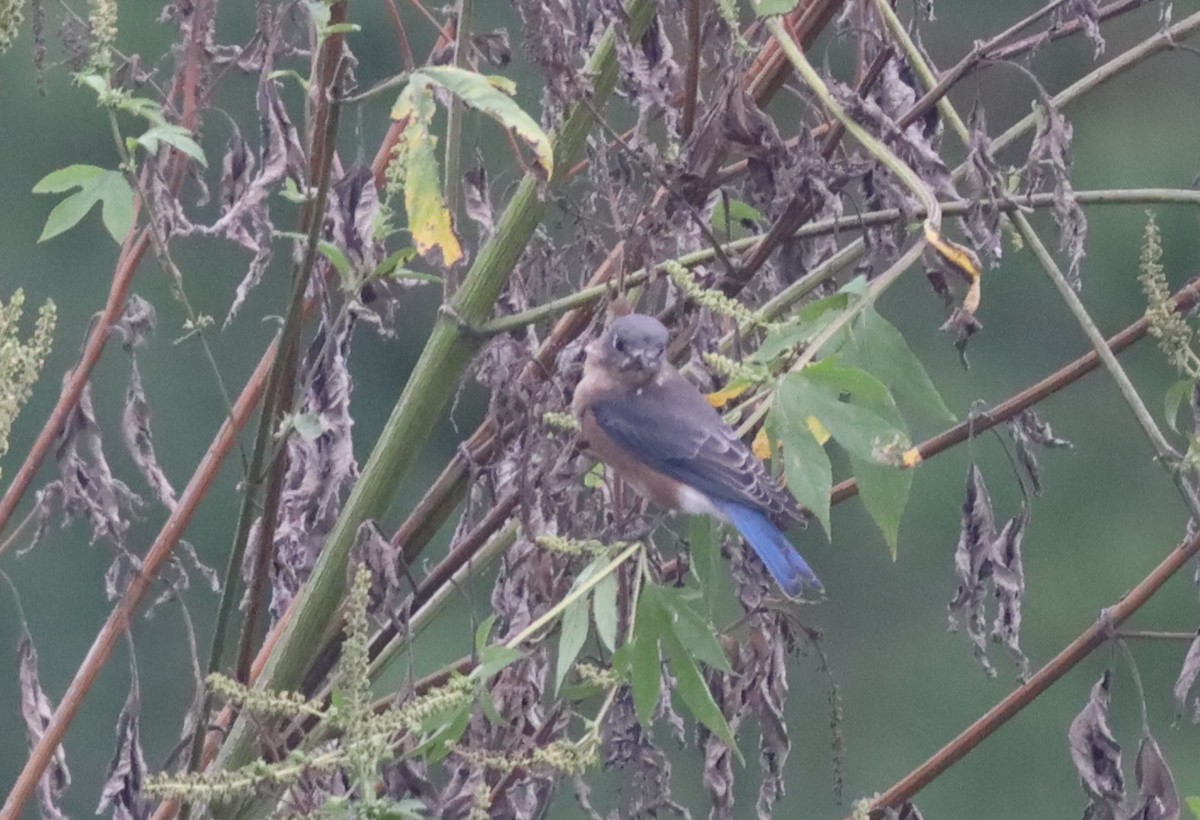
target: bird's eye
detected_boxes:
[613,337,626,354]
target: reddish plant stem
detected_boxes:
[832,276,1200,505]
[0,339,277,820]
[865,526,1200,817]
[0,0,217,538]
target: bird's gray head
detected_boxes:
[597,314,669,380]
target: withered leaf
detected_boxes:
[1025,90,1087,288]
[1054,0,1106,57]
[122,358,177,511]
[990,504,1030,680]
[45,378,143,550]
[1009,409,1073,495]
[97,675,149,819]
[19,633,70,820]
[111,295,156,350]
[1131,733,1180,820]
[1068,670,1125,814]
[1172,629,1200,724]
[349,520,405,624]
[948,462,997,675]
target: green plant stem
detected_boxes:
[764,16,940,228]
[480,189,1200,337]
[872,0,969,144]
[367,520,516,682]
[502,542,641,651]
[1114,630,1197,641]
[208,0,658,781]
[991,10,1200,157]
[1012,211,1200,519]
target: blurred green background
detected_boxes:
[2,1,1199,817]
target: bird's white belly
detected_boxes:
[674,484,723,519]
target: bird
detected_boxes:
[572,313,822,597]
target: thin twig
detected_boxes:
[1013,211,1200,519]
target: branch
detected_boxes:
[207,0,661,778]
[864,525,1200,817]
[833,275,1200,503]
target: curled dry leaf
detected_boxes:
[18,634,70,820]
[1171,629,1200,724]
[1025,89,1087,288]
[97,672,149,820]
[948,462,1031,679]
[122,358,178,511]
[1067,670,1125,815]
[1131,732,1180,820]
[1009,409,1073,496]
[349,520,404,624]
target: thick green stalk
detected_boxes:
[207,0,656,780]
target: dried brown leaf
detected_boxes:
[1009,409,1072,495]
[97,673,149,819]
[1068,670,1125,815]
[990,504,1030,680]
[122,358,177,510]
[1172,629,1200,723]
[1131,733,1180,820]
[18,633,70,820]
[948,462,997,675]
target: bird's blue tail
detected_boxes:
[714,501,823,597]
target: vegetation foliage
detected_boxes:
[3,0,1200,818]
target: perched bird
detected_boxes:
[573,313,822,597]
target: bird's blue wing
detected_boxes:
[588,373,798,524]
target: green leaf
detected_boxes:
[592,570,618,653]
[1186,795,1200,819]
[413,66,554,178]
[660,626,742,762]
[755,0,799,15]
[781,361,909,461]
[473,644,523,680]
[32,164,106,193]
[842,307,955,423]
[1165,379,1194,434]
[560,680,605,701]
[317,240,353,288]
[138,124,208,166]
[414,700,472,763]
[711,198,764,240]
[768,392,834,538]
[474,614,498,654]
[657,587,732,674]
[34,165,134,243]
[851,455,912,557]
[554,597,589,693]
[617,589,666,726]
[779,361,912,549]
[391,77,463,268]
[753,293,851,363]
[687,514,721,608]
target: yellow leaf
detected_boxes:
[752,427,772,460]
[706,381,750,409]
[806,415,831,445]
[392,79,464,268]
[923,223,981,284]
